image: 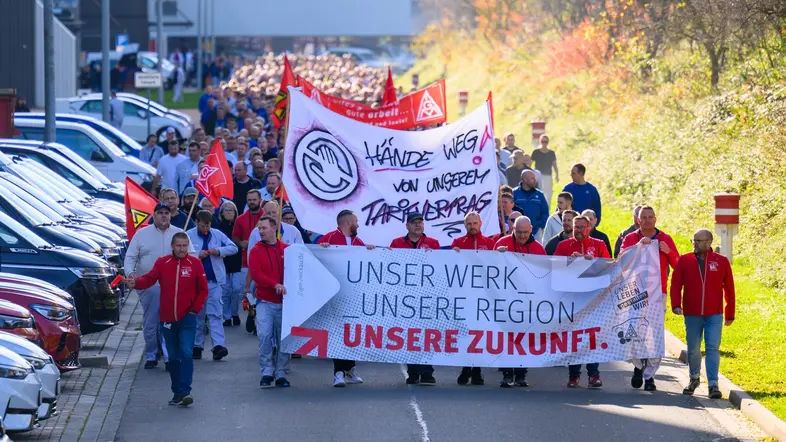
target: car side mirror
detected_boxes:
[137,109,148,119]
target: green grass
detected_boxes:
[162,90,201,109]
[599,205,786,420]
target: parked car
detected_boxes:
[0,285,81,371]
[55,94,193,143]
[0,273,74,304]
[84,44,176,88]
[0,346,41,433]
[115,92,193,128]
[0,211,119,334]
[0,331,60,420]
[13,119,155,184]
[0,300,40,345]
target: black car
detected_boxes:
[0,211,120,333]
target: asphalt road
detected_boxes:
[116,311,762,442]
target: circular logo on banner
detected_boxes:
[293,130,359,202]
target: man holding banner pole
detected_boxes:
[389,212,440,385]
[317,209,375,387]
[450,212,496,386]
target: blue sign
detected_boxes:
[116,34,129,48]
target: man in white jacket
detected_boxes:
[541,192,574,244]
[186,211,239,361]
[124,203,195,370]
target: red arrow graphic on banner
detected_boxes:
[291,326,328,358]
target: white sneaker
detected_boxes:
[333,371,346,388]
[345,368,363,384]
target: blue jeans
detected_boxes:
[222,271,243,320]
[685,314,723,386]
[160,313,197,396]
[196,282,225,348]
[255,300,290,379]
[569,363,599,377]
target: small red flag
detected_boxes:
[124,177,158,241]
[272,55,296,129]
[382,66,398,105]
[195,139,234,208]
[273,183,289,205]
[487,91,495,132]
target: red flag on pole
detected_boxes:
[124,177,158,241]
[487,91,495,132]
[273,183,289,205]
[195,139,234,208]
[382,66,397,105]
[272,55,296,129]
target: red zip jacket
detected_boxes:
[248,240,289,304]
[134,254,209,322]
[494,234,546,255]
[450,233,495,250]
[389,234,441,250]
[621,228,679,293]
[670,251,735,320]
[232,210,264,268]
[316,228,365,246]
[553,237,611,258]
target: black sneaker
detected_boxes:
[631,367,644,389]
[709,385,722,399]
[515,376,529,387]
[406,374,420,385]
[500,374,515,388]
[144,360,157,369]
[291,354,302,359]
[168,395,182,406]
[212,345,228,361]
[232,315,241,326]
[223,319,232,327]
[457,367,471,385]
[470,368,484,386]
[275,377,291,387]
[178,395,193,407]
[260,376,274,389]
[683,378,700,395]
[420,374,436,385]
[192,347,203,360]
[644,378,657,391]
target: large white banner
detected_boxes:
[282,87,500,246]
[281,242,665,367]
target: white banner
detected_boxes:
[282,87,500,246]
[281,242,665,367]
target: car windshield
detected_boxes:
[0,212,52,249]
[0,174,74,218]
[85,121,142,158]
[47,145,114,186]
[0,183,57,226]
[86,127,127,158]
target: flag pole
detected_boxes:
[187,190,199,223]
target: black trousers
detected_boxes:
[500,368,528,377]
[333,359,356,373]
[407,364,434,376]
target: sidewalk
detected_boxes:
[15,290,146,442]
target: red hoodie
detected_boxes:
[450,233,495,251]
[248,240,289,304]
[621,228,679,293]
[670,251,735,320]
[553,237,611,258]
[232,210,264,268]
[134,254,209,322]
[389,234,440,250]
[494,234,546,255]
[316,228,365,246]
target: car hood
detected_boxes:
[0,331,49,360]
[0,346,32,369]
[0,286,74,309]
[0,273,73,302]
[0,281,73,303]
[48,246,113,271]
[0,299,32,318]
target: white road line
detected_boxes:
[400,364,431,442]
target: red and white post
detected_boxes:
[531,120,546,148]
[714,193,740,263]
[458,90,469,116]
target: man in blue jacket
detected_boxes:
[562,163,602,226]
[512,170,549,239]
[187,210,239,361]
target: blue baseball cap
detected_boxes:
[406,212,424,223]
[154,202,172,213]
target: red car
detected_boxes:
[0,273,74,303]
[0,286,81,371]
[0,299,40,344]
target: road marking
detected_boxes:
[400,364,431,442]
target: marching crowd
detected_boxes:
[122,95,735,407]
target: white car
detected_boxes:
[0,346,41,433]
[0,332,59,420]
[56,95,193,143]
[13,119,155,184]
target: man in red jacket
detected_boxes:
[249,216,291,388]
[671,228,735,399]
[450,211,496,386]
[621,206,679,392]
[389,212,440,385]
[554,215,609,389]
[317,209,375,387]
[128,232,208,407]
[494,216,545,388]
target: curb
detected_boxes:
[664,330,786,441]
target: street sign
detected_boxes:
[134,72,163,89]
[116,34,129,48]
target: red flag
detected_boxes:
[124,177,158,241]
[272,55,296,129]
[273,183,289,205]
[382,66,397,105]
[195,139,234,208]
[487,91,495,132]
